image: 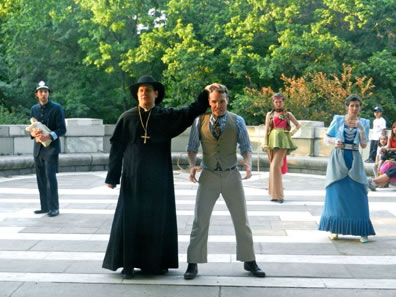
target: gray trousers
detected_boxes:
[187,168,255,263]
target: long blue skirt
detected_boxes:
[318,150,375,236]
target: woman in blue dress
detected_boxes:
[318,94,375,243]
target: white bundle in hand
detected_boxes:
[25,117,52,147]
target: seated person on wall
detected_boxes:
[373,135,388,177]
[368,165,396,191]
[378,121,396,181]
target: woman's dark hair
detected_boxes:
[272,93,284,100]
[391,121,396,140]
[344,94,362,106]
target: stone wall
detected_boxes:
[0,118,382,159]
[0,118,114,156]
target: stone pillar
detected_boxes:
[289,121,324,156]
[12,125,36,155]
[64,118,104,153]
[103,124,115,153]
[171,127,193,153]
[247,125,266,153]
[0,125,14,155]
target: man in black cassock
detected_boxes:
[102,75,209,278]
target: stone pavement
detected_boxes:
[0,170,396,297]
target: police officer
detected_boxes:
[30,81,66,217]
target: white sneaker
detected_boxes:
[329,233,339,240]
[360,236,368,243]
[367,178,377,191]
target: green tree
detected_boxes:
[76,0,168,110]
[0,0,394,124]
[2,0,139,123]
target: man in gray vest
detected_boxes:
[184,83,265,280]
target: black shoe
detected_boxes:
[244,261,266,277]
[121,267,134,279]
[270,199,284,204]
[159,268,168,275]
[367,178,377,191]
[34,209,48,214]
[47,210,59,217]
[184,263,198,280]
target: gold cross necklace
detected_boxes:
[138,107,152,144]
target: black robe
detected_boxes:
[102,91,208,274]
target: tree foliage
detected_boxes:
[0,0,394,124]
[231,65,375,125]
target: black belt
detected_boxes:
[214,166,236,171]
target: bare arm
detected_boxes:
[287,112,301,136]
[356,120,368,149]
[386,137,396,152]
[263,112,271,149]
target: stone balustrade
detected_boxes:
[0,118,378,158]
[0,118,381,176]
[0,118,113,155]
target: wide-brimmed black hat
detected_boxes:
[129,75,165,104]
[35,81,50,93]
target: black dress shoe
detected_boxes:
[47,210,59,217]
[270,199,284,204]
[184,263,198,280]
[34,209,48,214]
[121,267,134,279]
[159,268,169,275]
[244,261,266,277]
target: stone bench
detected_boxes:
[0,153,108,177]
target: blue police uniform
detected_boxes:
[30,85,66,215]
